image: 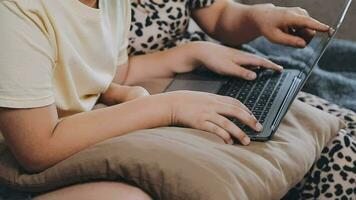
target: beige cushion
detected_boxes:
[0,100,344,199]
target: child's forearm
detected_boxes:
[1,95,172,172]
[119,44,198,85]
[45,95,171,169]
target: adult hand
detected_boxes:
[191,41,283,80]
[247,4,330,48]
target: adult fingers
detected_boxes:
[217,62,258,80]
[287,7,317,43]
[292,28,316,45]
[288,14,330,32]
[233,51,284,72]
[270,29,307,48]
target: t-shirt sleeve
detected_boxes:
[117,0,130,66]
[189,0,215,10]
[0,3,55,108]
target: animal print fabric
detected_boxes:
[128,1,356,199]
[283,92,356,200]
[129,0,214,55]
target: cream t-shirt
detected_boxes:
[0,0,130,116]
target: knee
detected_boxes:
[34,182,152,200]
[111,182,152,200]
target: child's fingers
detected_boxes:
[122,86,150,102]
[216,102,262,133]
[199,121,233,144]
[206,114,250,145]
[210,94,252,114]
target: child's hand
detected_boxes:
[121,86,150,102]
[247,4,330,48]
[190,41,283,80]
[162,90,262,145]
[100,83,150,106]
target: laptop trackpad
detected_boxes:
[165,79,224,93]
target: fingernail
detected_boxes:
[256,123,263,132]
[242,136,250,145]
[278,65,284,70]
[248,72,257,80]
[228,139,234,145]
[298,40,306,47]
[328,28,335,36]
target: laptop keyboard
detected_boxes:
[218,70,287,135]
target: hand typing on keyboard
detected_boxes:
[166,90,264,145]
[218,70,287,138]
[187,41,283,81]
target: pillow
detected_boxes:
[0,100,344,200]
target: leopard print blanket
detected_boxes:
[283,92,356,200]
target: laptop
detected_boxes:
[164,0,352,141]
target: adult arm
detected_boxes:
[192,0,330,47]
[117,42,282,85]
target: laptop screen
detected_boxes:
[298,0,352,80]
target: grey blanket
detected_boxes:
[243,37,356,111]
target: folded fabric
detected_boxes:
[0,100,344,200]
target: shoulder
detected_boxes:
[0,1,54,61]
[0,0,54,58]
[0,1,55,109]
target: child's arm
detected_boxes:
[0,90,260,173]
[192,0,330,47]
[0,40,282,173]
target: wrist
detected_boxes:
[145,93,175,126]
[186,41,211,68]
[244,5,261,34]
[245,4,276,35]
[169,43,202,73]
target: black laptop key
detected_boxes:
[254,106,264,112]
[252,110,262,118]
[256,101,265,107]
